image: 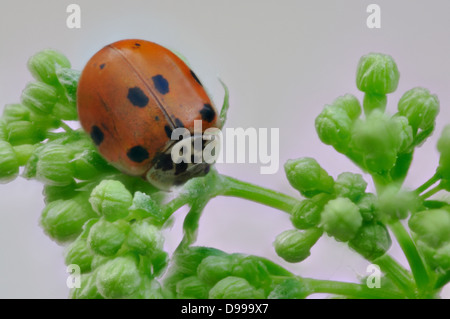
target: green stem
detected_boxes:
[389,220,430,294]
[59,121,73,133]
[420,184,443,200]
[415,173,440,195]
[373,254,416,297]
[162,193,191,221]
[219,175,300,214]
[372,172,392,193]
[434,271,450,290]
[303,278,405,299]
[179,199,209,249]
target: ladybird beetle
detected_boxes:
[77,39,227,190]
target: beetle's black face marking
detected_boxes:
[175,161,188,175]
[175,118,184,128]
[91,125,104,145]
[153,153,173,171]
[190,70,202,86]
[127,145,149,163]
[152,74,169,95]
[100,63,105,69]
[200,103,215,122]
[164,125,172,139]
[127,87,149,107]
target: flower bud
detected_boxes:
[128,191,164,222]
[409,209,450,249]
[0,121,6,141]
[21,81,58,115]
[89,180,132,221]
[27,49,71,85]
[284,157,334,198]
[5,121,43,145]
[55,68,80,106]
[352,111,399,173]
[88,219,129,256]
[13,144,37,166]
[164,247,226,292]
[52,101,78,121]
[315,106,352,153]
[96,255,142,298]
[40,194,97,242]
[36,144,74,186]
[398,87,439,132]
[334,172,367,202]
[176,276,209,299]
[2,103,30,123]
[71,149,109,180]
[0,141,19,183]
[356,53,399,95]
[349,222,391,260]
[331,94,362,121]
[378,185,418,220]
[209,276,265,299]
[274,228,322,263]
[390,115,413,153]
[197,255,233,286]
[69,273,103,299]
[357,193,378,222]
[43,181,77,203]
[291,193,331,229]
[126,220,163,256]
[64,236,95,273]
[321,197,362,242]
[434,243,450,271]
[230,255,271,289]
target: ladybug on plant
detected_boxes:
[77,39,229,190]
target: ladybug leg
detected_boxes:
[218,78,230,129]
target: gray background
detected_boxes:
[1,0,449,298]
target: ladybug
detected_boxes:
[77,39,228,190]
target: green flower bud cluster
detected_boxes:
[284,158,391,260]
[0,50,81,184]
[164,246,301,299]
[61,180,168,299]
[316,53,439,181]
[409,208,450,273]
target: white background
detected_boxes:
[0,0,449,298]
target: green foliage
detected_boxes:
[1,49,450,300]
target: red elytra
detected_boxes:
[77,39,221,189]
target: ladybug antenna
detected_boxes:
[218,78,229,129]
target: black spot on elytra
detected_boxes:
[99,63,105,69]
[190,70,202,86]
[200,103,215,122]
[175,162,188,175]
[127,87,149,107]
[134,42,141,47]
[155,116,159,121]
[175,118,184,128]
[152,75,169,95]
[127,146,149,163]
[90,125,104,145]
[154,153,173,171]
[164,125,172,139]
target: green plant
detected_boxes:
[1,49,449,299]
